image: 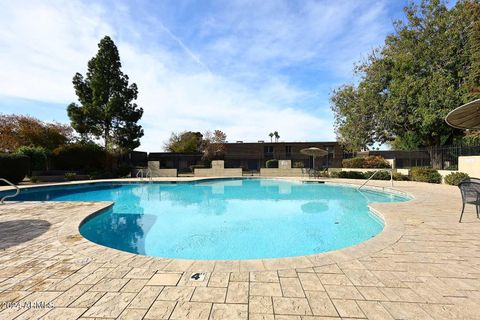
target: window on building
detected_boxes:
[285,146,292,155]
[264,146,273,154]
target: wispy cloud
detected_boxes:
[0,0,402,151]
[157,22,212,74]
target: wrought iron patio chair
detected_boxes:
[306,168,313,178]
[308,168,318,178]
[458,180,480,222]
[301,168,307,177]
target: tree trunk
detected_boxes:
[427,146,443,169]
[104,128,109,150]
[104,127,112,171]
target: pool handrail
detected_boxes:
[358,169,393,190]
[0,178,20,204]
[136,169,152,180]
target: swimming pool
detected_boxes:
[4,179,409,260]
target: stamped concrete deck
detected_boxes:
[0,178,479,319]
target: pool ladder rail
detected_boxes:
[0,178,20,204]
[358,169,393,190]
[136,168,152,181]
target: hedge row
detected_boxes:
[52,143,107,171]
[0,153,29,184]
[342,156,391,169]
[331,168,448,184]
[330,170,402,180]
[1,143,133,184]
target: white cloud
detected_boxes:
[192,0,391,79]
[0,0,393,151]
[0,1,113,102]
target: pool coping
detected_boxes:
[13,177,412,272]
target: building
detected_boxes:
[148,152,203,173]
[223,141,342,170]
[146,141,342,172]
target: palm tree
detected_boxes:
[273,131,279,142]
[269,132,274,142]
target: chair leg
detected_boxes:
[477,205,479,218]
[459,203,465,223]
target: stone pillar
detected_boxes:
[279,160,291,169]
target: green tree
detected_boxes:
[330,85,375,151]
[466,0,480,100]
[67,36,144,151]
[268,132,274,142]
[164,131,203,153]
[331,0,480,166]
[463,130,480,145]
[15,145,48,174]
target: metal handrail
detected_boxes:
[136,168,152,180]
[136,169,144,180]
[0,178,20,204]
[358,169,393,190]
[145,169,152,180]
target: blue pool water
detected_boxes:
[5,179,409,260]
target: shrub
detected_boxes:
[0,153,29,184]
[52,143,106,172]
[342,157,365,168]
[115,164,133,178]
[293,161,304,168]
[329,170,340,178]
[89,164,134,179]
[64,172,77,181]
[393,172,410,181]
[410,167,442,184]
[336,171,366,179]
[15,145,48,173]
[342,156,391,169]
[364,170,392,180]
[265,159,278,168]
[444,172,469,186]
[331,170,395,180]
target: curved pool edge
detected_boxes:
[49,177,415,272]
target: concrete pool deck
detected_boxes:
[0,178,479,319]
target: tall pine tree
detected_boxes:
[67,36,143,151]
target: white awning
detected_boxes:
[445,99,480,130]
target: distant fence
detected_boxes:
[129,151,148,167]
[344,144,480,170]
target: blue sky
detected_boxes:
[0,0,412,151]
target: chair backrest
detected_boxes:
[458,181,480,203]
[467,177,480,184]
